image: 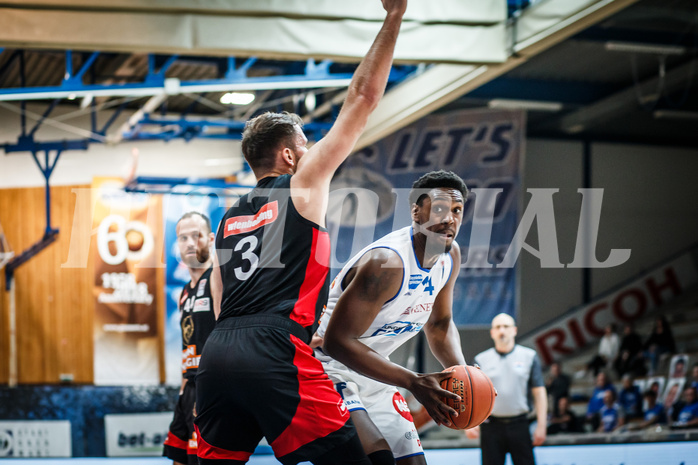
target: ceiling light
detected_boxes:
[305,92,316,112]
[653,110,698,120]
[220,92,255,105]
[605,41,686,55]
[488,99,563,112]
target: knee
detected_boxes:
[367,449,396,465]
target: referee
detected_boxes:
[469,313,547,465]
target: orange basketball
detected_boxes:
[440,364,497,430]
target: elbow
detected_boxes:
[322,337,343,360]
[347,87,382,113]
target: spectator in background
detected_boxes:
[618,374,643,420]
[546,362,571,412]
[644,316,676,376]
[587,324,619,377]
[689,363,698,390]
[597,390,625,433]
[586,372,616,430]
[614,323,646,378]
[628,390,665,430]
[547,396,581,435]
[671,386,698,429]
[664,381,685,423]
[670,357,687,379]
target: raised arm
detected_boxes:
[424,244,466,368]
[291,0,406,224]
[323,248,460,427]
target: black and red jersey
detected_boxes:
[215,175,330,341]
[179,266,216,379]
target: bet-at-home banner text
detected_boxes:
[328,109,524,327]
[92,177,162,385]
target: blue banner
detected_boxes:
[162,194,229,385]
[327,109,524,327]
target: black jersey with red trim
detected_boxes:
[215,174,330,341]
[179,266,216,380]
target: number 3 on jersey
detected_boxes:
[234,236,259,281]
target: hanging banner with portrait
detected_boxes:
[328,109,524,327]
[92,177,163,385]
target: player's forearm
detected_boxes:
[345,9,403,111]
[324,338,416,389]
[425,322,466,368]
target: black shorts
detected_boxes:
[164,378,198,465]
[194,315,356,465]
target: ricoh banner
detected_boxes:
[0,420,71,458]
[104,412,171,457]
[328,109,524,326]
[92,177,163,385]
[520,250,698,365]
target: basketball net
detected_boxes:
[0,220,14,270]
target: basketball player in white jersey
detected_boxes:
[314,170,468,464]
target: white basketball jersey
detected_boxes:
[316,226,453,361]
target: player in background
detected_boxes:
[314,170,468,464]
[163,212,216,465]
[195,1,415,464]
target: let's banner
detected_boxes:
[328,109,524,327]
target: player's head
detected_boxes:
[241,112,307,177]
[490,313,517,347]
[409,171,469,253]
[176,212,214,268]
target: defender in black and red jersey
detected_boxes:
[163,212,216,465]
[194,2,408,464]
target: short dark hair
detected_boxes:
[241,112,304,173]
[409,170,469,206]
[177,211,211,234]
[643,389,657,400]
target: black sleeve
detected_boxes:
[529,353,545,388]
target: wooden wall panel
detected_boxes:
[0,184,94,384]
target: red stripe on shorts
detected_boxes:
[290,229,330,327]
[195,425,253,462]
[164,431,188,450]
[270,334,349,457]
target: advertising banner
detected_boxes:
[0,420,71,458]
[92,177,163,385]
[104,412,171,457]
[328,109,524,326]
[519,251,698,365]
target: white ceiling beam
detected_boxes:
[0,0,505,24]
[0,3,507,64]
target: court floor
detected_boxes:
[1,442,698,465]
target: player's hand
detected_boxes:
[408,371,460,427]
[381,0,407,16]
[465,425,480,439]
[532,423,546,446]
[309,334,323,349]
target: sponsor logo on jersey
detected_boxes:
[182,344,201,372]
[392,392,414,422]
[181,315,194,344]
[401,302,434,316]
[408,274,423,290]
[223,201,278,237]
[404,430,419,440]
[337,398,348,417]
[193,297,210,312]
[371,321,423,337]
[196,279,207,297]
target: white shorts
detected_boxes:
[320,357,424,460]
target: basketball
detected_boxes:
[440,364,497,430]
